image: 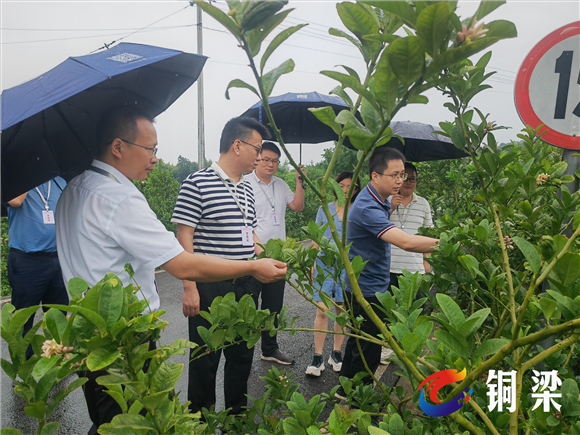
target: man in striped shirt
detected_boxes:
[171,117,272,415]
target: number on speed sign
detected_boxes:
[515,22,580,149]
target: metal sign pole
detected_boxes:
[197,5,205,170]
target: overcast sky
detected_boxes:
[1,0,579,167]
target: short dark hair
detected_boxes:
[368,147,405,175]
[96,106,153,157]
[219,117,271,154]
[261,141,281,157]
[405,162,417,175]
[334,170,362,203]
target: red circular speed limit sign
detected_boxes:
[515,21,580,149]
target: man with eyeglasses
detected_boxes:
[247,141,304,365]
[335,147,439,400]
[56,108,286,433]
[171,116,278,416]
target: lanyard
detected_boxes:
[396,201,414,230]
[216,172,249,225]
[35,181,51,211]
[256,174,276,211]
[89,166,121,184]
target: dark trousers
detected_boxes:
[259,278,285,356]
[339,292,387,384]
[83,340,156,435]
[7,249,69,359]
[188,277,261,414]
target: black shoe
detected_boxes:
[328,350,343,372]
[261,349,294,365]
[305,354,325,376]
[334,386,347,401]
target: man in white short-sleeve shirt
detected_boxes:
[247,141,304,365]
[56,106,286,435]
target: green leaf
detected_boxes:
[86,345,121,371]
[321,70,379,113]
[262,59,295,98]
[374,51,399,114]
[100,414,157,431]
[336,2,379,60]
[472,338,509,360]
[474,1,505,21]
[24,401,46,420]
[247,9,293,58]
[329,179,346,208]
[98,280,124,329]
[450,125,466,150]
[335,110,375,151]
[1,429,23,435]
[425,38,499,79]
[44,308,67,344]
[538,298,558,322]
[329,86,353,109]
[7,305,40,336]
[225,79,260,100]
[1,358,16,380]
[309,106,342,135]
[68,277,89,300]
[329,27,365,56]
[388,413,405,435]
[434,330,467,358]
[363,1,417,28]
[402,333,421,355]
[104,390,128,414]
[40,422,60,435]
[547,290,579,320]
[513,237,541,276]
[386,36,425,88]
[436,293,465,329]
[36,366,60,402]
[416,3,450,57]
[484,20,517,40]
[45,304,107,336]
[261,24,306,73]
[553,253,580,286]
[194,0,241,39]
[32,355,60,380]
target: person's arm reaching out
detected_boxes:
[288,165,305,212]
[7,192,28,208]
[175,224,200,317]
[380,227,438,253]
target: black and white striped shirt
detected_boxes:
[171,163,257,260]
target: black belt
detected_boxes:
[11,248,58,258]
[229,276,250,285]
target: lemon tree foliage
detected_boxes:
[2,2,580,435]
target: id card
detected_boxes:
[42,210,55,224]
[241,226,254,246]
[271,211,280,226]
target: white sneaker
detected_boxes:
[380,347,394,365]
[305,354,325,376]
[328,350,343,372]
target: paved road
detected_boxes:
[1,271,399,433]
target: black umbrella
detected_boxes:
[345,120,469,162]
[241,91,353,163]
[1,42,207,202]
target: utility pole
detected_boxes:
[196,3,205,170]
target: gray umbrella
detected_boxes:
[346,120,469,162]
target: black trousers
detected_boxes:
[7,249,69,359]
[259,278,286,356]
[187,277,261,414]
[83,340,156,435]
[339,292,388,384]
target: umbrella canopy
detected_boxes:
[345,120,469,162]
[241,91,352,141]
[1,42,207,202]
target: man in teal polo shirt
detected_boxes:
[336,147,439,398]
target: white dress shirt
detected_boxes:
[246,171,295,243]
[56,160,183,311]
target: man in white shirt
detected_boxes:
[247,141,304,365]
[56,107,286,434]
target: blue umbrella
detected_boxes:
[241,91,352,163]
[1,42,207,202]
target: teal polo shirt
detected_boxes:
[346,183,395,297]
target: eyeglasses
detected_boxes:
[120,138,158,157]
[376,172,408,181]
[238,139,262,155]
[404,177,418,183]
[261,157,279,165]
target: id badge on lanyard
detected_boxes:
[36,181,55,225]
[241,226,254,246]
